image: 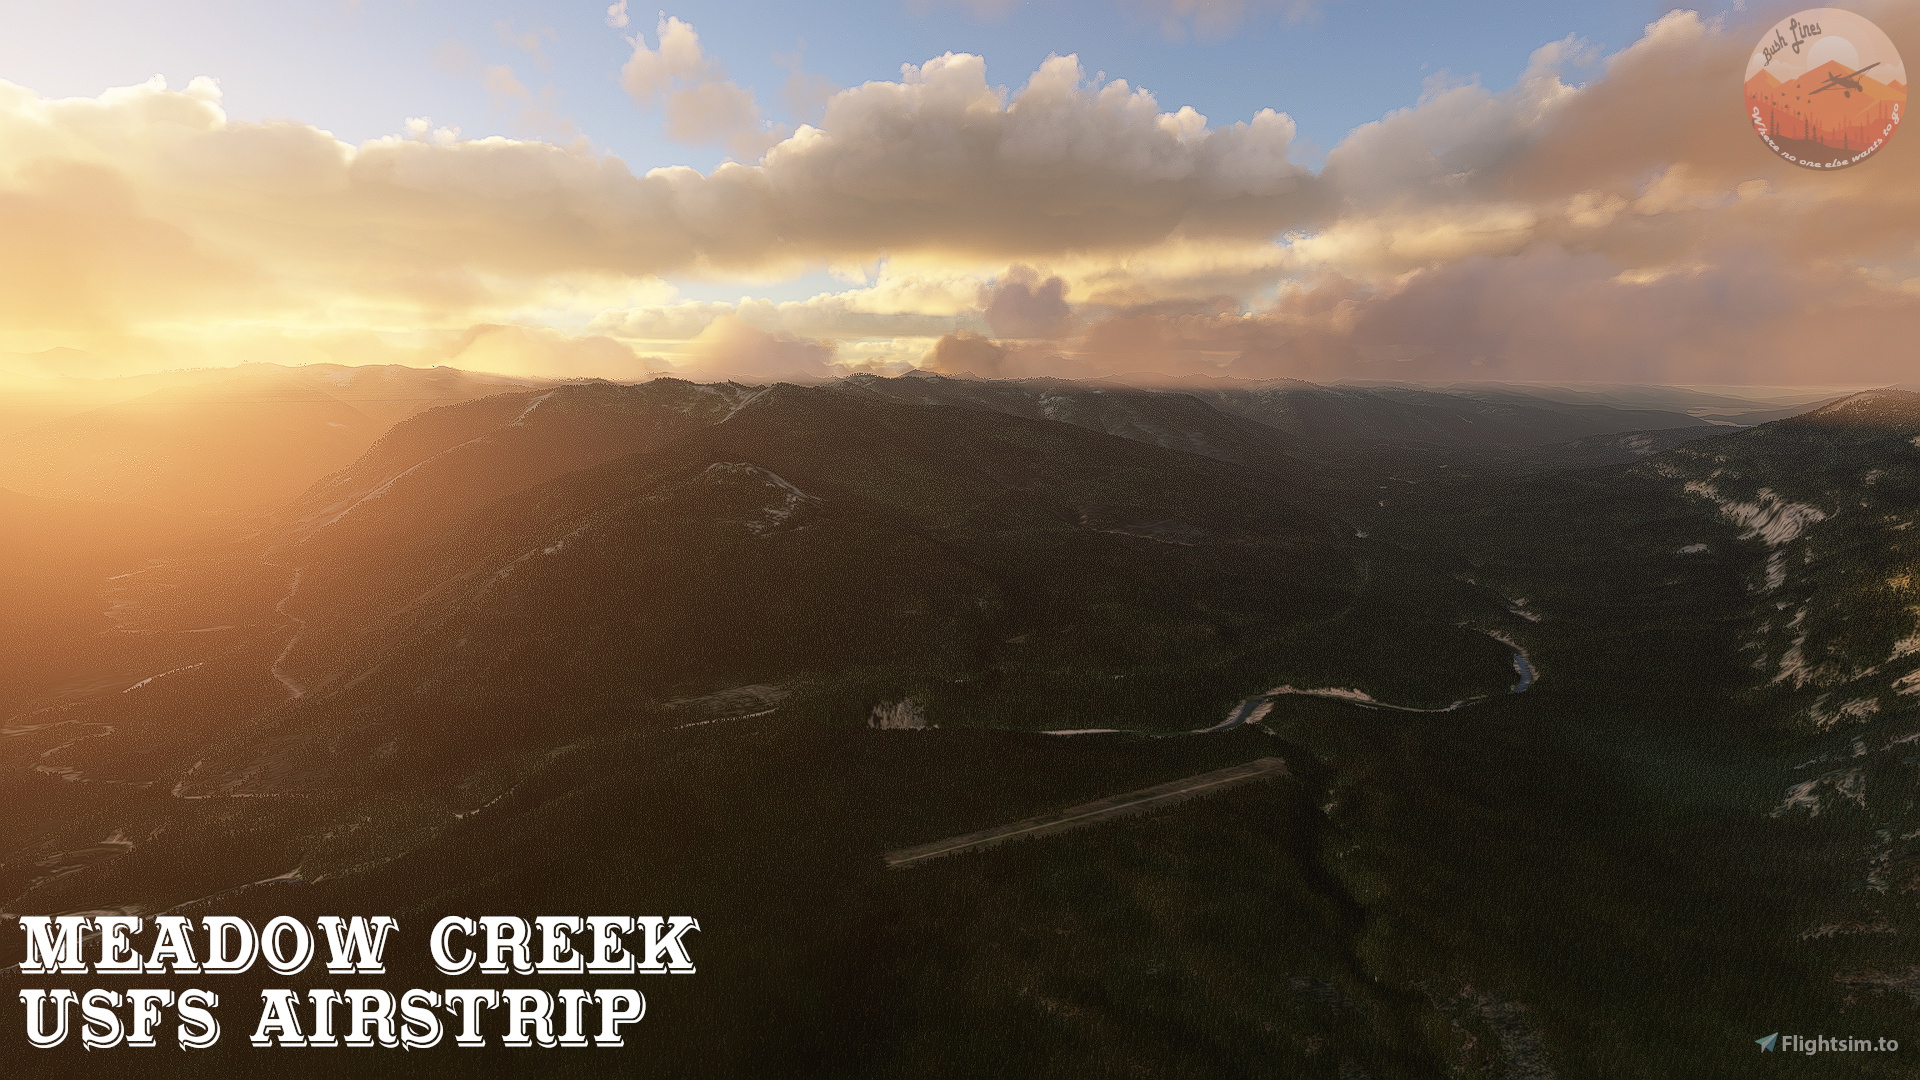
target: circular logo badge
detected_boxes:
[1746,8,1905,169]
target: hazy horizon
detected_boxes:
[0,352,1893,398]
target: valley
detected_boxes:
[1,371,1914,1078]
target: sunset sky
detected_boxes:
[1,0,1915,387]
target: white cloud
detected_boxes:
[665,80,777,157]
[620,15,779,158]
[620,16,710,103]
[10,5,1920,385]
[0,49,1456,365]
[983,266,1076,338]
[682,314,837,380]
[589,267,991,345]
[1319,39,1583,213]
[403,116,462,145]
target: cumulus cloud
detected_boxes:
[682,314,837,380]
[619,16,709,102]
[1043,240,1920,387]
[620,15,780,158]
[923,330,1009,376]
[755,53,1315,258]
[6,2,1920,385]
[606,1,630,29]
[983,266,1076,339]
[1318,38,1586,215]
[0,50,1315,344]
[664,80,763,146]
[587,267,989,371]
[595,295,968,344]
[1037,2,1920,386]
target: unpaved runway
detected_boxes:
[884,756,1291,868]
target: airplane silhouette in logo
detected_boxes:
[1809,61,1882,98]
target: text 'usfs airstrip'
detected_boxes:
[11,913,698,1049]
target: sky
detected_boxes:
[0,0,1915,386]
